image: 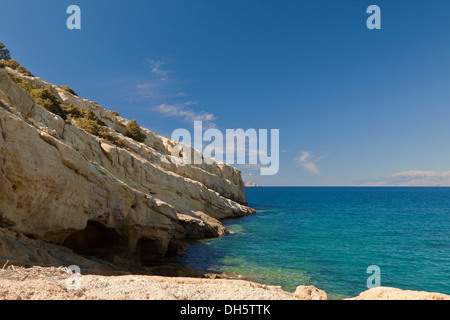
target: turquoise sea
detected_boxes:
[180,187,450,299]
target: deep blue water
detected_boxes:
[180,187,450,299]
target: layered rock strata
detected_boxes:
[0,67,255,267]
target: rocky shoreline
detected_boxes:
[1,265,449,300]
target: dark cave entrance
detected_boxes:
[63,220,184,266]
[63,220,128,260]
[135,238,167,265]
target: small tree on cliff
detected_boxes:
[126,120,146,143]
[0,42,11,60]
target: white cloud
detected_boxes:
[358,170,450,186]
[154,102,216,123]
[299,151,310,163]
[148,59,168,79]
[296,151,321,175]
[131,59,182,100]
[301,161,320,175]
[135,80,172,100]
[142,59,216,126]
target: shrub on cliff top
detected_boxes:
[75,117,103,136]
[85,108,106,126]
[58,85,78,96]
[0,42,33,76]
[6,67,126,148]
[0,42,11,60]
[7,72,66,120]
[126,119,146,143]
[29,88,67,120]
[8,72,37,92]
[2,59,19,69]
[65,104,125,147]
[1,59,33,76]
[61,103,83,119]
[16,65,33,77]
[101,131,127,148]
[75,115,126,148]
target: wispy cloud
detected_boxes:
[148,59,169,80]
[140,59,216,125]
[154,102,216,123]
[296,151,322,175]
[132,59,184,101]
[358,170,450,186]
[93,59,216,133]
[135,80,181,100]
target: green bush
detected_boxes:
[75,117,103,136]
[0,42,11,60]
[101,131,126,148]
[85,109,98,121]
[85,109,106,126]
[7,72,67,120]
[0,43,32,75]
[61,103,84,119]
[58,85,78,96]
[2,59,19,69]
[1,59,33,76]
[126,119,146,142]
[29,88,67,120]
[16,65,33,77]
[6,67,126,148]
[75,115,126,147]
[111,111,120,117]
[8,72,37,92]
[67,105,125,147]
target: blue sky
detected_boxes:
[2,0,450,186]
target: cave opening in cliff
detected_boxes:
[135,237,184,265]
[135,238,167,265]
[63,220,128,260]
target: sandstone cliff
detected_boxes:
[0,66,255,269]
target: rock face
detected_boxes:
[0,67,255,268]
[293,285,328,300]
[349,287,450,300]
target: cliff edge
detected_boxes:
[0,64,255,270]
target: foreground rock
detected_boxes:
[349,286,450,300]
[1,266,449,300]
[0,266,300,300]
[293,285,328,300]
[0,67,255,268]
